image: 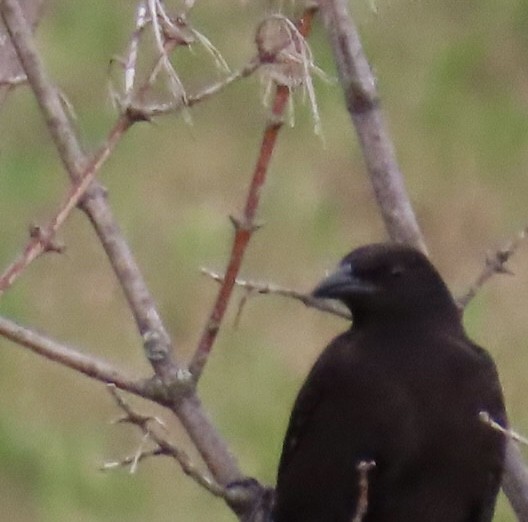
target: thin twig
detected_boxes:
[2,0,178,377]
[188,6,318,382]
[0,114,132,295]
[124,1,149,96]
[0,5,261,297]
[102,447,166,472]
[189,59,259,106]
[457,226,528,309]
[107,385,227,497]
[133,57,261,118]
[201,267,350,320]
[479,412,528,447]
[1,0,180,377]
[146,0,193,104]
[351,460,376,522]
[0,314,148,398]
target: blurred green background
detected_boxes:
[0,0,527,520]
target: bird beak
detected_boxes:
[312,264,376,300]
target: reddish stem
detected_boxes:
[189,8,316,381]
[0,114,131,295]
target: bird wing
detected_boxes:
[276,331,394,479]
[468,342,507,522]
[274,331,414,522]
[276,356,326,478]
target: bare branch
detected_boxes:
[146,0,187,103]
[201,268,350,320]
[0,114,131,295]
[479,412,528,447]
[189,59,260,106]
[0,314,148,398]
[0,0,43,94]
[0,313,245,500]
[102,447,165,473]
[0,0,179,382]
[134,57,261,118]
[504,442,528,522]
[0,0,261,296]
[107,385,226,497]
[317,0,426,253]
[351,460,376,522]
[480,408,528,521]
[458,226,528,309]
[1,0,243,492]
[0,34,260,299]
[188,6,318,382]
[124,1,149,96]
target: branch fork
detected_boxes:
[106,385,225,496]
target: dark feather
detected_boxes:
[273,243,507,522]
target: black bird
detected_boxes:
[273,243,507,522]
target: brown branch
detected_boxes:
[188,87,287,379]
[130,58,261,119]
[0,0,260,306]
[0,313,246,511]
[0,6,261,298]
[317,0,426,253]
[457,226,528,309]
[188,6,318,382]
[0,114,131,295]
[201,267,350,320]
[1,0,177,377]
[188,59,260,107]
[107,385,227,498]
[1,0,243,495]
[0,314,149,398]
[0,0,264,303]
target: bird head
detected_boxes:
[312,243,460,326]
